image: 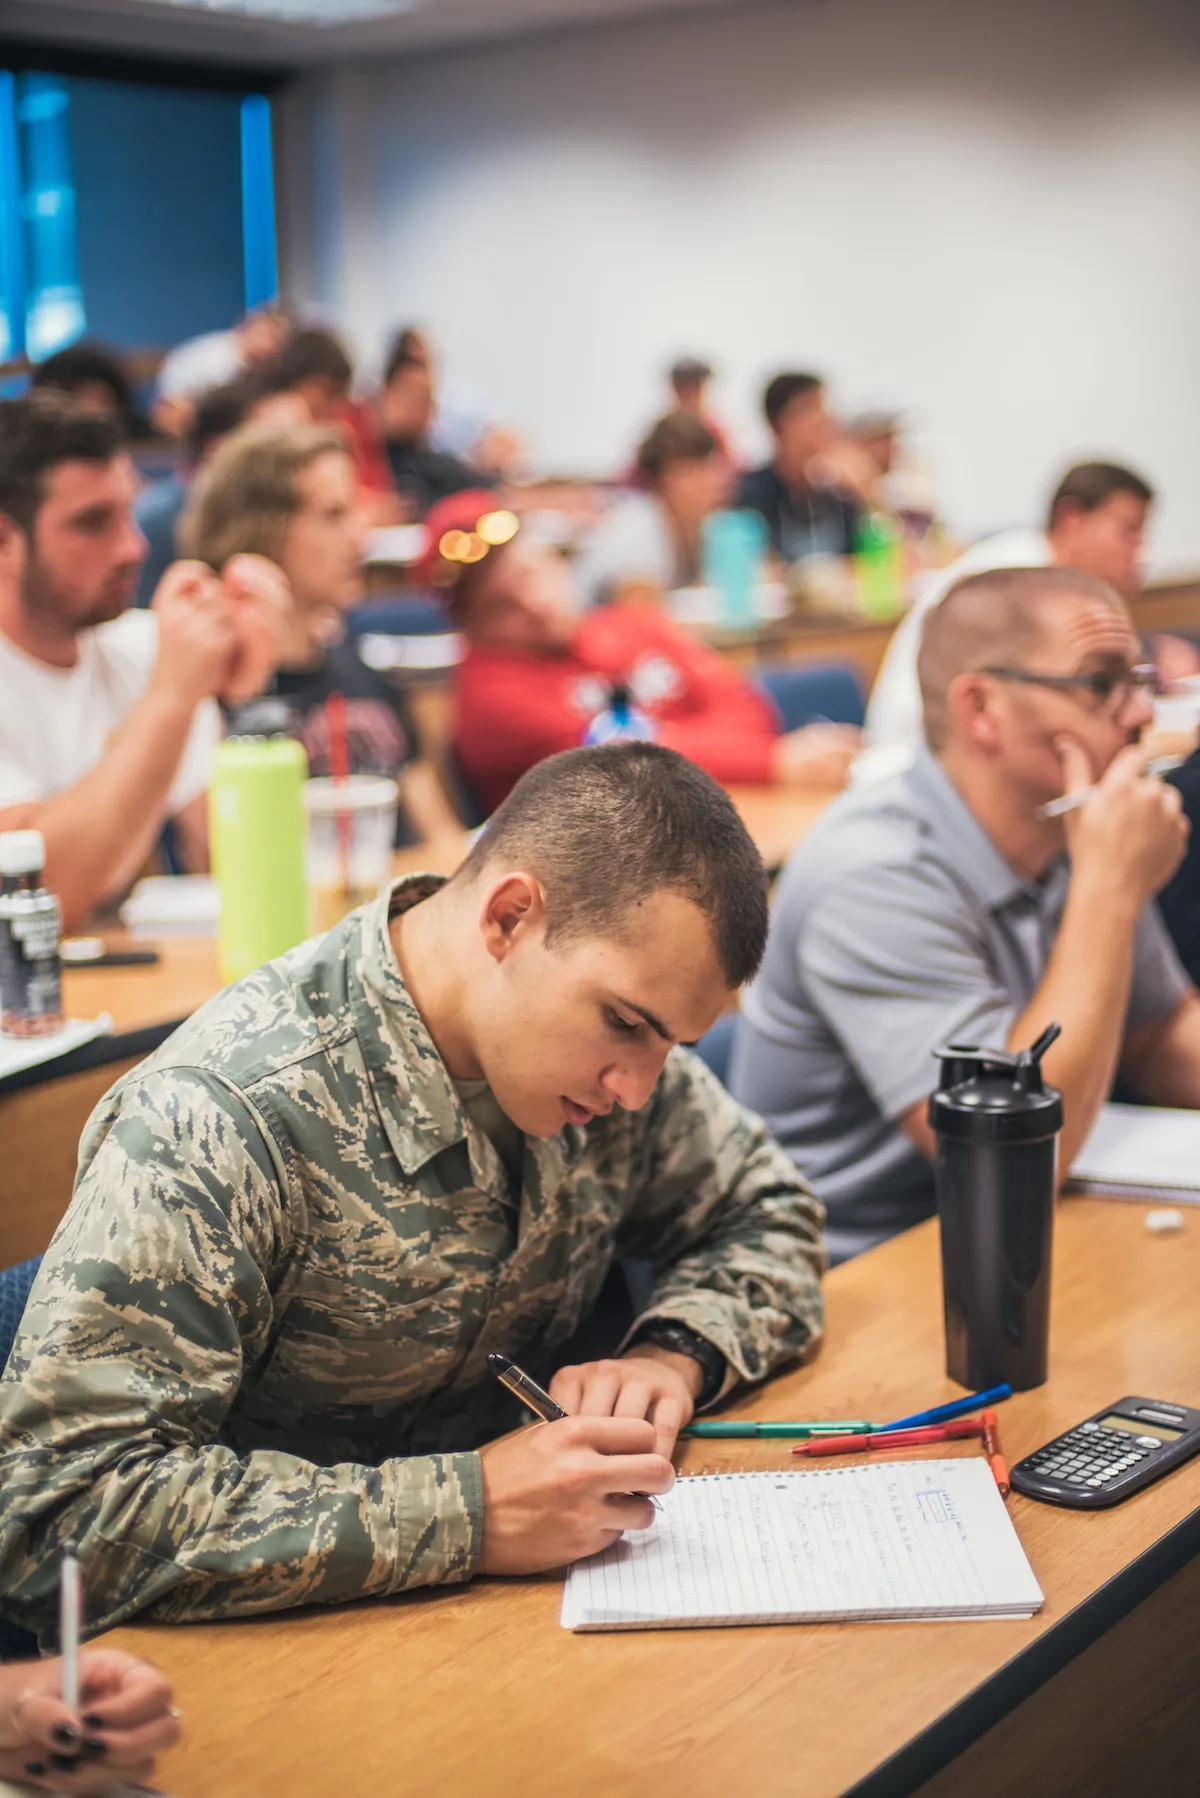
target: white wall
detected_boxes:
[277,0,1200,567]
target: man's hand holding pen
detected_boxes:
[477,1414,675,1574]
[477,1351,695,1574]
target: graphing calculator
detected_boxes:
[1010,1396,1200,1508]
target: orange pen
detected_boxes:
[982,1407,1011,1498]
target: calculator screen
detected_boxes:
[1098,1413,1182,1443]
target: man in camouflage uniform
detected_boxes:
[0,744,824,1644]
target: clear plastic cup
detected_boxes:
[304,775,399,935]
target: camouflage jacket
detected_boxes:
[0,877,824,1643]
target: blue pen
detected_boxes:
[880,1383,1012,1434]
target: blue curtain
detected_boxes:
[15,73,86,359]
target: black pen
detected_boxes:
[487,1352,568,1422]
[487,1352,663,1509]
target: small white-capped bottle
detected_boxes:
[0,829,64,1038]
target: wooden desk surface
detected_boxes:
[109,1197,1200,1798]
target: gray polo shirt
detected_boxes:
[729,747,1191,1263]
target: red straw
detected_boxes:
[326,691,352,897]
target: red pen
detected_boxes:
[795,1419,984,1457]
[982,1408,1011,1498]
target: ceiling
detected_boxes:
[0,0,738,69]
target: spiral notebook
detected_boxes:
[561,1459,1043,1631]
[1067,1102,1200,1202]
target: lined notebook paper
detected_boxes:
[561,1460,1043,1631]
[1068,1103,1200,1202]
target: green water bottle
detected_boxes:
[209,736,309,983]
[854,512,904,620]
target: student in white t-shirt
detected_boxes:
[0,394,287,926]
[859,460,1160,785]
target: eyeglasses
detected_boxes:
[980,663,1161,715]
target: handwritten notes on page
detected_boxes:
[561,1460,1042,1631]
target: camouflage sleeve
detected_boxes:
[0,1069,482,1646]
[617,1048,826,1403]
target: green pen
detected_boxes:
[681,1420,874,1439]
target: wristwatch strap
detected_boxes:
[627,1319,727,1409]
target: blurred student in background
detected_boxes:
[574,414,731,608]
[732,566,1200,1263]
[738,372,862,567]
[253,328,399,524]
[427,491,860,815]
[133,372,315,609]
[379,340,495,517]
[152,304,290,439]
[663,357,734,465]
[0,395,286,925]
[861,460,1181,781]
[182,421,459,843]
[384,324,524,479]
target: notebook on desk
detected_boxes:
[1068,1103,1200,1202]
[561,1460,1043,1632]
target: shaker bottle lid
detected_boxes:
[928,1026,1064,1144]
[0,829,46,877]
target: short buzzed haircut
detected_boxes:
[454,743,769,988]
[1047,461,1153,531]
[180,419,349,569]
[763,372,823,432]
[918,565,1127,752]
[0,393,125,536]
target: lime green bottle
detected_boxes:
[209,737,309,983]
[854,512,905,620]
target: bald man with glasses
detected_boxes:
[730,564,1200,1263]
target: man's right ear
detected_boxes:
[0,511,28,581]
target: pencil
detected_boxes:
[1036,754,1184,821]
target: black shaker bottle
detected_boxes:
[928,1024,1064,1392]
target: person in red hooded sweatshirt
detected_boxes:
[422,492,862,816]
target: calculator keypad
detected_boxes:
[1020,1422,1157,1491]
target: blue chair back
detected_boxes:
[692,1011,737,1088]
[0,1256,41,1375]
[0,1257,41,1660]
[345,594,451,639]
[754,662,865,732]
[446,742,490,829]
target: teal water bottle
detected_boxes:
[702,509,767,628]
[209,736,309,983]
[854,512,904,620]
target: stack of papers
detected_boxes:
[0,1014,113,1083]
[1068,1103,1200,1202]
[562,1460,1043,1631]
[119,876,219,940]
